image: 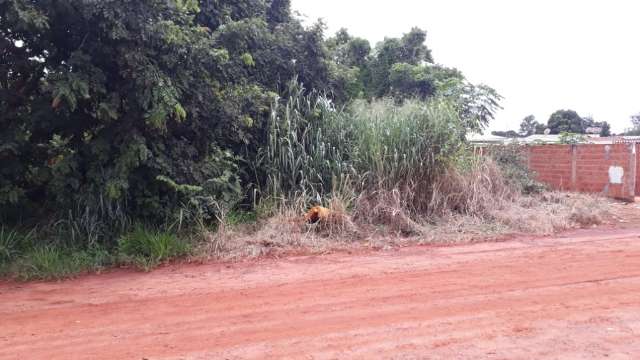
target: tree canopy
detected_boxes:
[547,110,585,134]
[545,111,610,137]
[518,115,547,136]
[599,122,611,137]
[326,28,502,130]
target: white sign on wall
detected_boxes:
[608,166,624,184]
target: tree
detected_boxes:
[534,123,547,134]
[365,27,434,98]
[547,110,585,134]
[455,83,503,131]
[632,113,640,129]
[325,27,501,131]
[326,28,371,100]
[581,116,611,137]
[267,0,291,24]
[0,0,335,223]
[400,27,433,64]
[519,115,539,136]
[388,63,435,100]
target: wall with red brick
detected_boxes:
[527,145,573,191]
[527,144,636,200]
[636,144,640,197]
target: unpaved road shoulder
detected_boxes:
[1,228,640,359]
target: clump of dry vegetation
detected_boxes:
[353,188,424,236]
[193,154,611,261]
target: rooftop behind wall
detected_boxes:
[527,144,636,201]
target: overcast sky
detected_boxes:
[291,0,640,133]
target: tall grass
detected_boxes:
[1,219,188,279]
[2,83,597,279]
[348,99,464,189]
[0,227,34,266]
[0,197,133,280]
[53,196,131,248]
[263,83,352,203]
[262,81,466,209]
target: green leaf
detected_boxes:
[174,103,187,122]
[240,53,255,67]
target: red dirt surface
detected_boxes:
[2,227,640,359]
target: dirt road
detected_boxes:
[2,228,640,359]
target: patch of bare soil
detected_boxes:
[2,220,640,359]
[608,198,640,229]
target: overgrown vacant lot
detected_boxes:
[0,0,623,280]
[0,91,612,280]
[3,1,640,359]
[4,0,510,280]
[1,0,615,281]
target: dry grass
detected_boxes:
[193,192,611,261]
[417,191,610,246]
[491,191,608,234]
[428,159,516,217]
[353,188,424,236]
[193,158,613,261]
[192,198,362,261]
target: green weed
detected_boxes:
[0,227,21,265]
[225,211,257,226]
[11,245,113,281]
[0,227,35,265]
[118,226,190,271]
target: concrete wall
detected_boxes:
[527,144,636,201]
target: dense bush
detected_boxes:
[0,0,332,226]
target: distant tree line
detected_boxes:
[493,110,612,138]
